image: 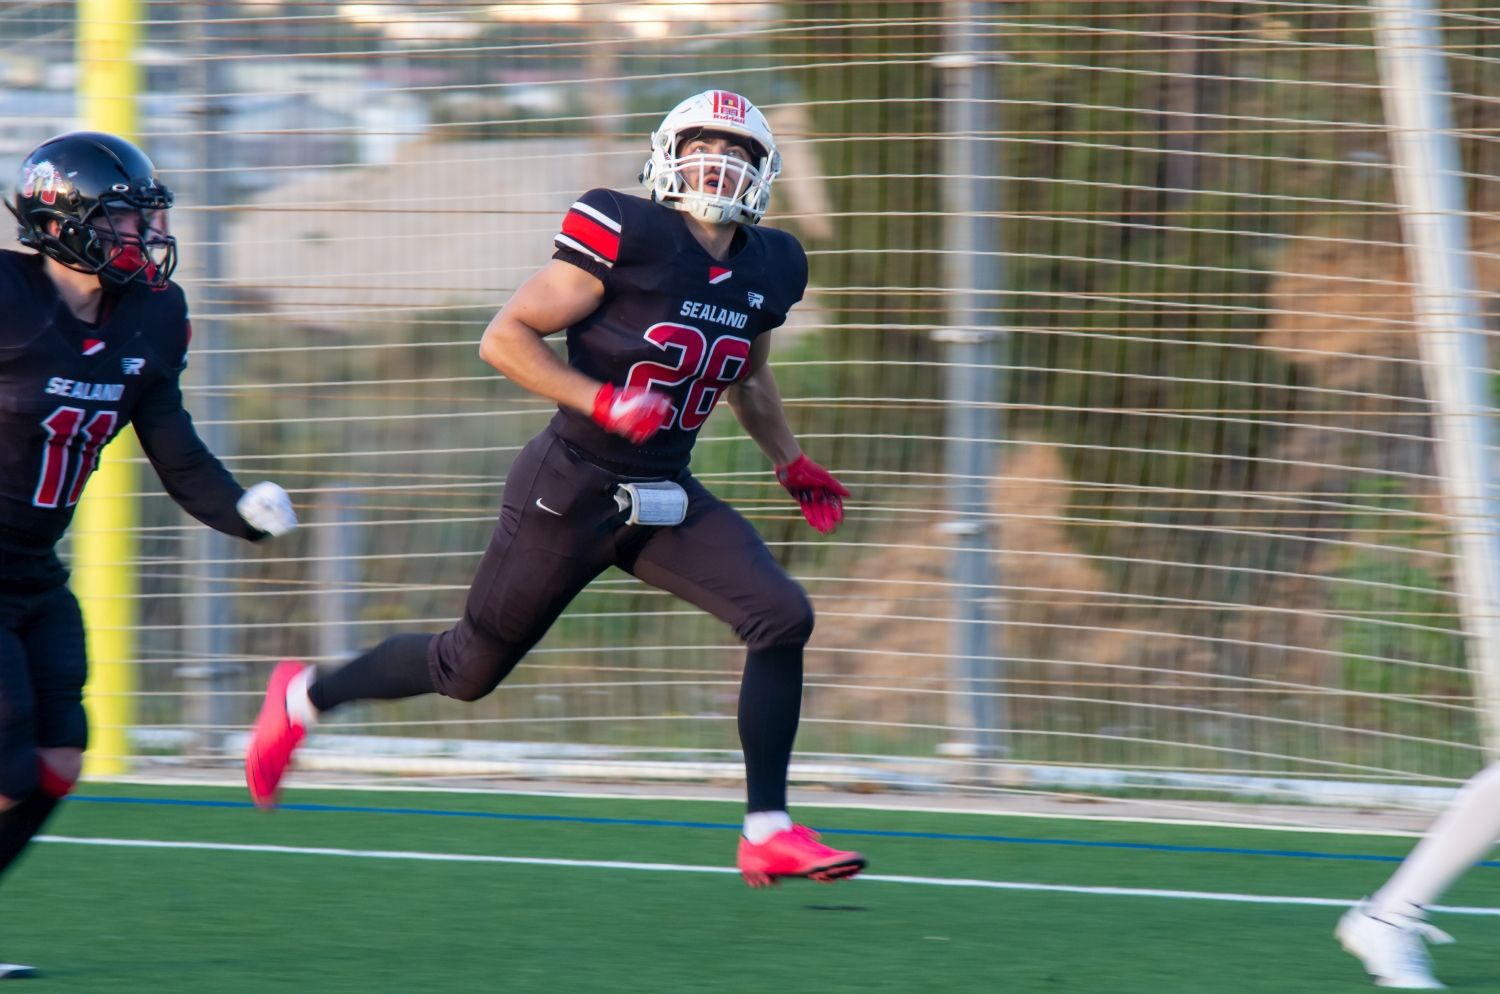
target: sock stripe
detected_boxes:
[36,762,73,799]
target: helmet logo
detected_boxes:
[710,91,748,125]
[22,160,61,206]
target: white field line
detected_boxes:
[35,834,1500,917]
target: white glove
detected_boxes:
[237,481,297,537]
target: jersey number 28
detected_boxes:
[624,323,752,431]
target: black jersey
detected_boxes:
[0,250,259,556]
[549,189,808,476]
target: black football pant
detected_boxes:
[316,428,813,812]
[0,577,88,800]
[0,567,87,882]
[427,428,813,699]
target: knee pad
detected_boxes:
[0,750,38,802]
[430,626,520,703]
[741,587,815,651]
[38,699,88,753]
[0,700,37,801]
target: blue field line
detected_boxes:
[69,793,1483,867]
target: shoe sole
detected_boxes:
[1336,921,1445,990]
[741,854,868,889]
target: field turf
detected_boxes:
[7,781,1500,992]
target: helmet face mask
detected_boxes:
[7,131,178,289]
[640,91,781,226]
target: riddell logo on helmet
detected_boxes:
[711,91,748,124]
[22,161,60,205]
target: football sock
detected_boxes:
[308,633,437,712]
[0,764,71,880]
[0,792,58,880]
[285,665,319,728]
[743,810,793,844]
[1370,759,1500,917]
[738,642,804,814]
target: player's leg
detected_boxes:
[244,632,436,807]
[0,584,85,882]
[1336,761,1500,988]
[247,430,617,806]
[0,584,80,981]
[621,477,865,886]
[0,597,78,981]
[0,624,42,879]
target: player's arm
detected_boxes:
[728,336,848,534]
[132,375,295,540]
[726,335,801,465]
[479,258,670,444]
[479,259,607,415]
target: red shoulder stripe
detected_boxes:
[561,210,621,263]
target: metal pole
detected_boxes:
[315,487,360,670]
[180,4,235,761]
[1374,0,1500,757]
[933,1,1005,761]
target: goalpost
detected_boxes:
[1374,0,1500,759]
[8,1,1500,818]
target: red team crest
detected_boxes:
[21,160,61,206]
[710,91,748,124]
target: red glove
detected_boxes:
[776,454,849,534]
[592,383,672,444]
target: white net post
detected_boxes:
[1375,0,1500,758]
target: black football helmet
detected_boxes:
[7,131,177,289]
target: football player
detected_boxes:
[246,90,865,887]
[0,131,297,975]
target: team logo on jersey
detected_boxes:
[747,291,764,309]
[45,377,125,401]
[82,339,105,356]
[680,299,749,329]
[21,160,61,206]
[710,91,748,125]
[122,357,146,375]
[709,266,732,285]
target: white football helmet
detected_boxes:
[640,90,781,226]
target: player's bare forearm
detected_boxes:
[479,258,608,416]
[728,365,802,467]
[479,316,599,416]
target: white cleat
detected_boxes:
[0,962,37,980]
[1337,900,1453,989]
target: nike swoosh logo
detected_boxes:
[535,498,564,516]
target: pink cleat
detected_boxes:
[736,825,867,888]
[244,660,310,810]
